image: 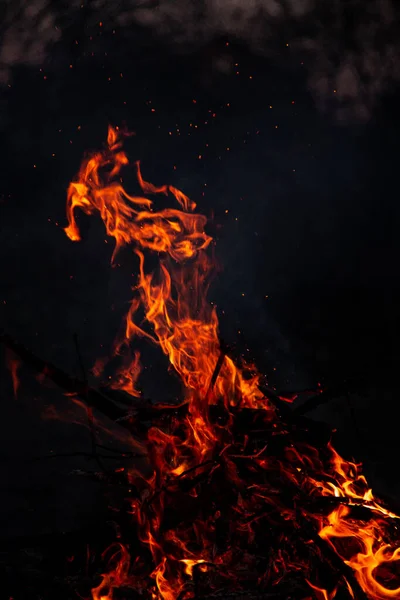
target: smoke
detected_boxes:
[1,1,399,120]
[0,1,61,83]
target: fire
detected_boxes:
[91,543,131,600]
[319,504,400,599]
[64,126,400,600]
[65,126,266,410]
[305,579,339,600]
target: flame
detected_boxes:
[319,504,400,599]
[92,543,131,600]
[306,579,338,600]
[65,126,266,410]
[65,126,400,600]
[179,558,206,576]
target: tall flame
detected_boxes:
[65,125,265,409]
[65,126,400,600]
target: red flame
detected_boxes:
[64,126,400,600]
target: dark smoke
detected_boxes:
[1,1,399,121]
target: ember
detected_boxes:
[5,126,399,599]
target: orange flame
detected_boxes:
[65,126,267,410]
[65,126,400,600]
[92,543,131,600]
[306,579,338,600]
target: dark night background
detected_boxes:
[0,1,399,546]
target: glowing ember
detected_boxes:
[64,126,400,600]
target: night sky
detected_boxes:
[1,1,400,537]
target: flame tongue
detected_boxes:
[65,126,264,406]
[65,126,400,600]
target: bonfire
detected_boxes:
[4,126,400,600]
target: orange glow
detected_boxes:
[65,126,400,600]
[65,126,267,410]
[92,544,131,600]
[306,579,338,600]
